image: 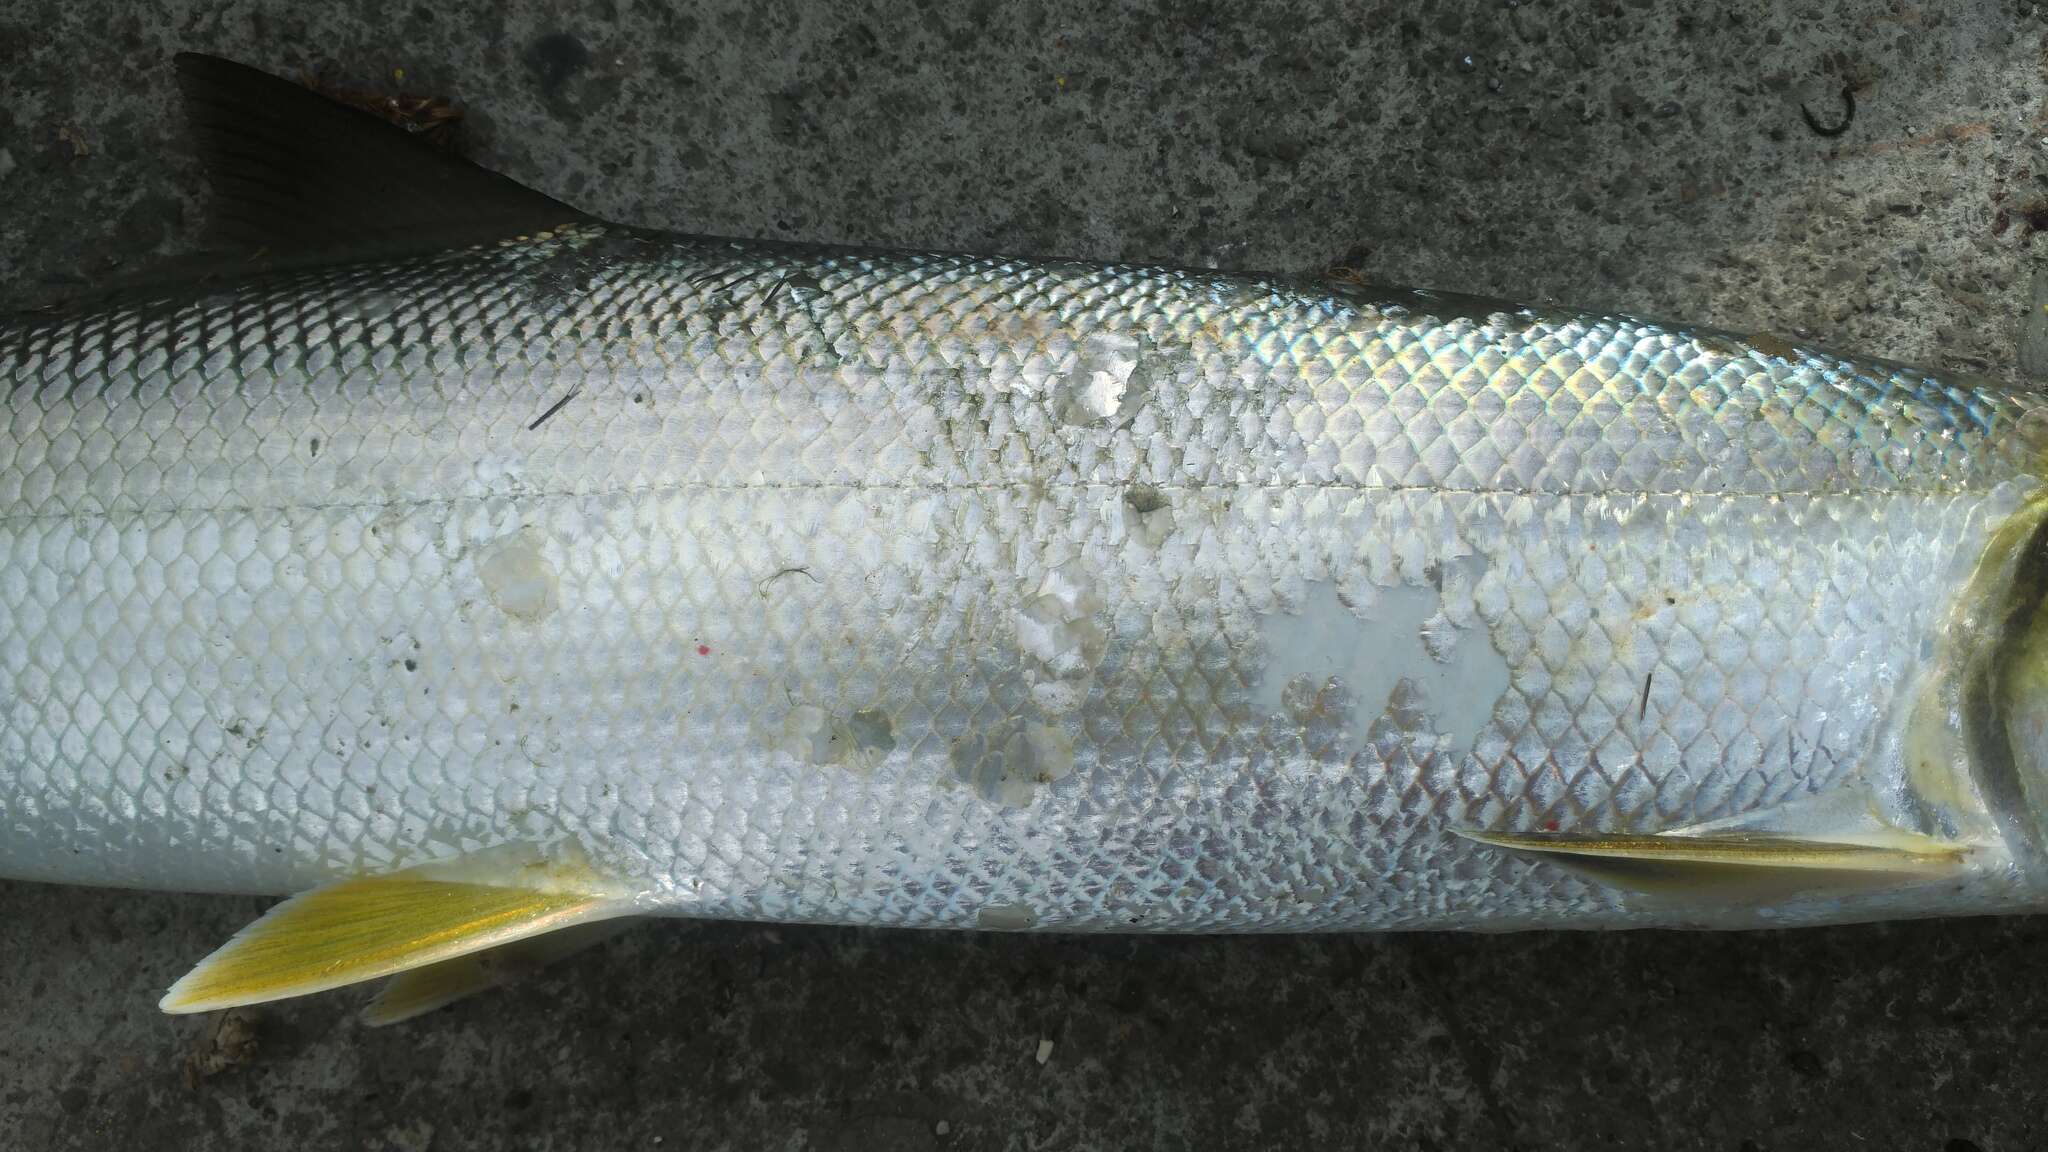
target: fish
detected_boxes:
[4,53,2047,1023]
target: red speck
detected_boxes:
[1542,820,1559,832]
[696,644,711,656]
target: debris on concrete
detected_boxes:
[181,1008,262,1089]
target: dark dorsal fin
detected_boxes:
[173,53,587,257]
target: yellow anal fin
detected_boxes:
[363,918,638,1026]
[1456,828,1970,895]
[161,855,633,1015]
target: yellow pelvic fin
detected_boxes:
[1456,828,1971,895]
[161,850,634,1015]
[362,918,639,1026]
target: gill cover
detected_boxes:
[1965,493,2048,867]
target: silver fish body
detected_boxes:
[5,222,2048,932]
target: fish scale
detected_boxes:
[3,221,2041,934]
[14,54,2048,1021]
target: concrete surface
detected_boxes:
[2,1,2047,1148]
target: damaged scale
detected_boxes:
[8,56,2048,1025]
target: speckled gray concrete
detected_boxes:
[2,2,2046,1149]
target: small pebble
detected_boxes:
[935,1121,951,1136]
[1035,1038,1054,1065]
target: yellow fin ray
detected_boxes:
[1456,827,1971,895]
[362,918,639,1026]
[161,854,633,1015]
